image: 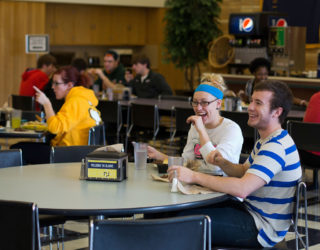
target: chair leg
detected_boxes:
[294,182,309,250]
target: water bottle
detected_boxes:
[236,98,242,112]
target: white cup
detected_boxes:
[134,142,148,170]
[168,156,184,167]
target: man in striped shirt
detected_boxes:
[168,80,302,248]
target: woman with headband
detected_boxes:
[148,73,243,176]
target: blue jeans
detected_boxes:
[177,198,262,248]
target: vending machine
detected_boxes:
[227,12,305,75]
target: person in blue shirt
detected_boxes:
[168,80,302,248]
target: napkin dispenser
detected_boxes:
[83,151,127,182]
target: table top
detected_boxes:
[0,162,227,216]
[0,127,45,139]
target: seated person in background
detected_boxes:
[34,65,101,146]
[299,91,320,166]
[72,58,94,88]
[168,80,301,248]
[148,73,243,175]
[89,50,125,91]
[238,57,308,107]
[126,55,173,99]
[19,54,56,96]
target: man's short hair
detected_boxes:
[253,80,293,124]
[132,55,150,69]
[249,57,271,74]
[104,50,119,61]
[37,54,56,68]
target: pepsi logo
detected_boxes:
[242,18,254,32]
[276,18,287,27]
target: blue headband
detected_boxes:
[194,84,224,100]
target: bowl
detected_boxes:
[157,163,168,174]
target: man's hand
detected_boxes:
[206,150,224,166]
[168,165,195,184]
[33,86,50,106]
[94,68,104,78]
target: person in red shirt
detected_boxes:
[19,54,57,96]
[300,91,320,164]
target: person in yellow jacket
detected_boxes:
[34,65,102,146]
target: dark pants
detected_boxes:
[177,198,261,248]
[146,197,261,248]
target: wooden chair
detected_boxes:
[89,215,211,250]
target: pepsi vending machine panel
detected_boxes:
[228,12,287,69]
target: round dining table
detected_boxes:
[0,162,227,216]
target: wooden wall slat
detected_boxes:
[0,1,45,106]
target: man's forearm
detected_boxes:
[218,158,247,178]
[100,75,116,89]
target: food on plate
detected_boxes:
[21,121,47,131]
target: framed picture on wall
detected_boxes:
[25,34,49,54]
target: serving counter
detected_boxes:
[221,73,320,100]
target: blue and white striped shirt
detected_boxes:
[245,129,302,247]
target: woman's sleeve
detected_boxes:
[47,97,84,135]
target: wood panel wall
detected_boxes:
[0,1,45,106]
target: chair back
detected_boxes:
[97,100,122,143]
[0,200,41,250]
[50,145,102,163]
[12,94,35,111]
[0,149,22,168]
[159,95,192,102]
[126,103,159,144]
[21,111,43,122]
[89,215,211,250]
[170,107,194,141]
[287,120,320,152]
[88,123,106,146]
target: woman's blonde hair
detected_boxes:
[200,73,227,92]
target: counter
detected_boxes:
[221,73,320,100]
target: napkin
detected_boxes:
[94,143,124,153]
[151,174,214,195]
